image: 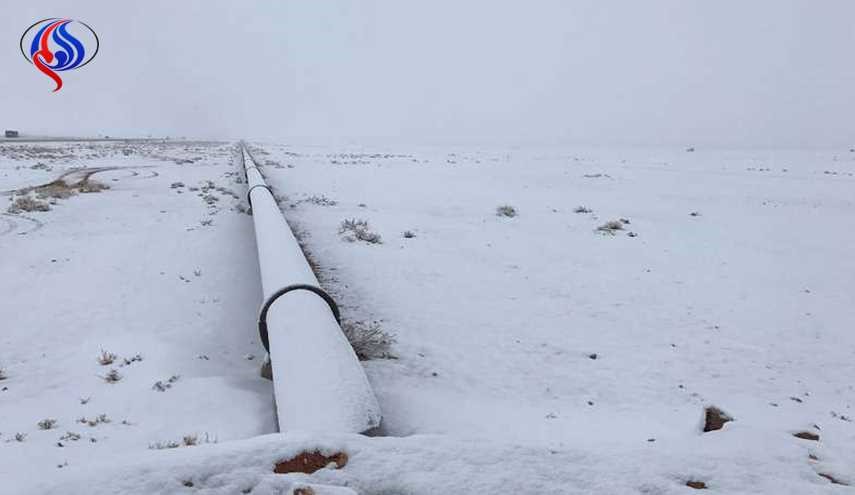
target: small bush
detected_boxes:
[38,418,58,430]
[148,440,180,450]
[77,181,109,194]
[402,230,416,239]
[303,195,337,207]
[121,354,143,366]
[341,320,396,360]
[496,205,517,217]
[97,349,116,366]
[7,196,50,213]
[14,433,26,442]
[574,206,592,214]
[149,433,216,450]
[60,432,81,442]
[339,219,382,244]
[152,375,180,392]
[597,220,624,234]
[78,414,111,427]
[101,369,122,384]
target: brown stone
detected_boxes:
[274,451,348,474]
[686,480,707,489]
[703,406,733,432]
[818,473,848,486]
[793,431,819,441]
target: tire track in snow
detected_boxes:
[1,213,43,236]
[0,215,17,236]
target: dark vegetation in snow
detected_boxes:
[37,418,58,430]
[341,320,397,360]
[339,218,382,244]
[496,204,517,217]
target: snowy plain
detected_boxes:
[1,140,854,494]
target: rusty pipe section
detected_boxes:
[240,142,381,433]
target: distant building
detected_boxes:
[5,130,19,138]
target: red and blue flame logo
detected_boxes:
[20,18,99,93]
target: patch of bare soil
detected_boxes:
[273,451,348,474]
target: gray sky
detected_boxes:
[1,1,853,147]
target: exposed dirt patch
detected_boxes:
[703,406,733,432]
[686,480,708,489]
[274,451,348,474]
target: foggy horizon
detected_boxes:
[2,1,853,148]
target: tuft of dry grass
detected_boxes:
[341,320,396,360]
[302,195,338,207]
[38,418,58,430]
[339,218,382,244]
[149,433,216,450]
[97,349,117,366]
[152,375,180,392]
[77,414,111,427]
[60,432,81,442]
[78,180,109,193]
[496,205,517,217]
[596,220,624,234]
[7,196,50,213]
[101,369,122,384]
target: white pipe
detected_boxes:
[240,143,381,433]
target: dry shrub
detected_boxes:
[7,196,50,213]
[339,219,382,244]
[496,205,517,217]
[596,220,624,234]
[341,320,396,360]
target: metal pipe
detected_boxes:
[240,143,381,433]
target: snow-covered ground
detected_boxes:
[2,141,854,493]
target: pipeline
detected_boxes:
[239,142,381,434]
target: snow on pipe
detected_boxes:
[239,143,382,434]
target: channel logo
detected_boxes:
[20,18,99,92]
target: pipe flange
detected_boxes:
[257,284,341,352]
[246,183,272,206]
